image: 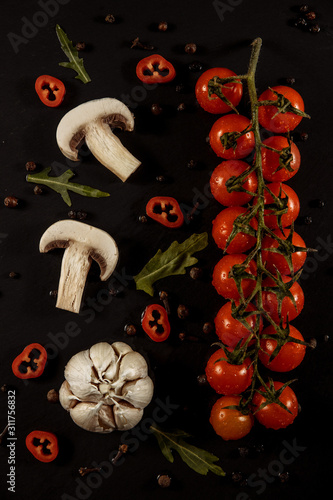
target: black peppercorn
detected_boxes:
[317,199,325,208]
[25,161,37,172]
[157,474,171,488]
[285,77,296,85]
[1,384,8,393]
[49,290,58,298]
[203,322,214,334]
[76,210,87,221]
[156,175,166,182]
[304,215,312,225]
[105,14,116,23]
[189,266,203,280]
[185,43,197,54]
[33,185,43,195]
[309,337,317,349]
[300,5,309,13]
[238,446,250,458]
[177,102,186,112]
[278,471,290,483]
[187,159,198,169]
[309,23,320,33]
[47,389,59,403]
[124,324,137,336]
[9,272,19,279]
[295,17,307,27]
[158,21,168,31]
[4,196,18,208]
[231,472,244,483]
[300,131,309,141]
[151,103,163,115]
[176,83,185,93]
[109,286,121,297]
[68,210,76,219]
[197,374,207,385]
[75,42,86,51]
[139,215,148,223]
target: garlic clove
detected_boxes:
[70,401,116,433]
[59,380,80,410]
[89,342,117,380]
[121,376,154,409]
[118,351,148,382]
[112,342,133,358]
[65,349,102,401]
[113,401,143,430]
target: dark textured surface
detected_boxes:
[0,0,332,499]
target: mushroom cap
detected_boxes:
[39,220,119,281]
[56,98,135,161]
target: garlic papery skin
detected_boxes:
[60,341,154,433]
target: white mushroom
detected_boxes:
[59,342,154,433]
[39,220,119,314]
[56,98,141,182]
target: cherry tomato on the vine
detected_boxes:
[205,348,254,396]
[214,301,262,348]
[209,114,255,160]
[261,136,301,183]
[195,68,243,114]
[209,395,254,440]
[210,160,258,207]
[212,206,258,254]
[261,228,307,275]
[262,275,304,324]
[258,85,305,133]
[259,325,306,372]
[261,182,300,229]
[252,381,298,429]
[212,254,257,300]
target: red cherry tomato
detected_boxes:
[214,301,262,348]
[212,206,258,254]
[259,325,306,372]
[258,86,305,133]
[209,395,254,440]
[212,254,257,300]
[262,275,304,324]
[195,68,243,114]
[210,160,258,207]
[252,381,298,429]
[261,228,307,275]
[209,114,255,160]
[205,348,254,396]
[261,136,301,182]
[261,182,300,229]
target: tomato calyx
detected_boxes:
[225,205,258,252]
[220,123,253,151]
[253,378,297,415]
[207,76,242,113]
[257,87,310,120]
[213,333,254,366]
[263,184,289,231]
[262,140,294,175]
[220,395,252,416]
[228,265,257,302]
[225,164,257,197]
[260,320,309,363]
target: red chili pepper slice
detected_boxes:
[26,430,59,463]
[136,54,176,84]
[12,343,47,379]
[35,75,66,107]
[141,304,171,342]
[146,196,184,228]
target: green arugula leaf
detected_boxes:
[134,232,208,296]
[26,167,110,207]
[150,424,225,476]
[56,25,91,84]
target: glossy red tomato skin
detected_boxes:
[259,325,306,372]
[205,348,254,396]
[252,381,298,429]
[262,182,300,229]
[210,160,258,207]
[262,275,304,324]
[209,114,255,160]
[214,301,262,348]
[210,395,254,440]
[261,136,301,182]
[195,68,243,114]
[261,228,307,275]
[212,207,258,254]
[212,254,257,300]
[258,86,305,133]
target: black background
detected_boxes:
[1,0,333,499]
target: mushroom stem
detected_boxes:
[56,243,92,313]
[85,122,141,182]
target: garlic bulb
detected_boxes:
[59,342,154,433]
